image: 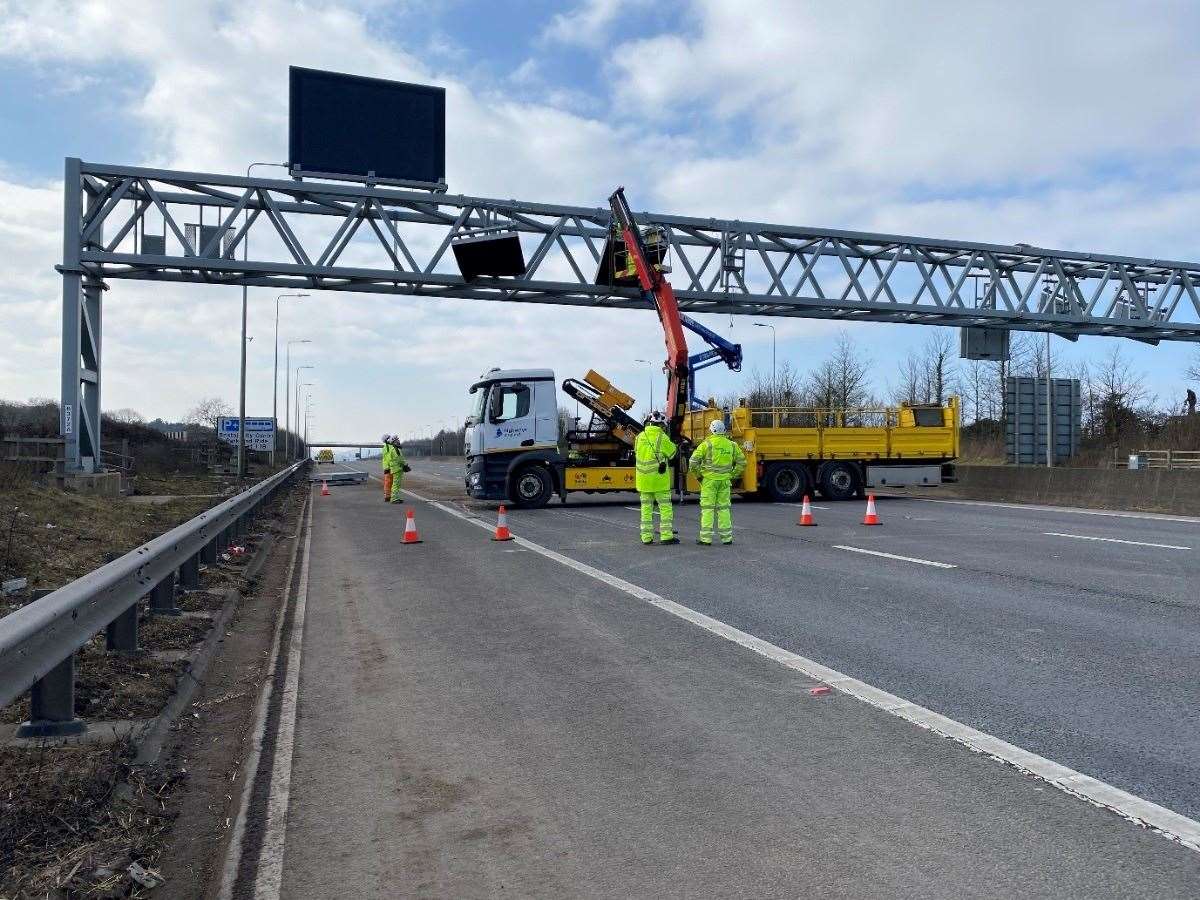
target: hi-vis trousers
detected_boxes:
[639,491,674,543]
[698,479,733,544]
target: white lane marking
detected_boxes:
[217,494,309,900]
[404,486,1200,855]
[1043,532,1191,551]
[785,503,830,510]
[252,488,314,897]
[907,496,1200,524]
[833,545,957,569]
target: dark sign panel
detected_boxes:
[289,67,445,184]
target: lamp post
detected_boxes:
[634,358,654,413]
[284,343,311,460]
[273,294,309,464]
[754,323,776,408]
[293,365,314,459]
[298,385,314,459]
[237,161,289,479]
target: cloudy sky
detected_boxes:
[2,0,1200,441]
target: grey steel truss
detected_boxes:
[61,158,1200,470]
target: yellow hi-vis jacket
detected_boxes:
[689,433,746,483]
[634,424,677,493]
[382,442,395,470]
[387,442,407,474]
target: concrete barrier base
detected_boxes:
[928,464,1200,516]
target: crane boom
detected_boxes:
[608,187,690,439]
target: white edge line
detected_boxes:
[252,488,314,897]
[1043,531,1190,551]
[833,544,957,569]
[217,492,310,900]
[403,487,1200,855]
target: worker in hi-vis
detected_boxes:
[387,436,409,504]
[689,419,746,546]
[634,411,679,546]
[380,434,395,502]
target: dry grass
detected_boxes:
[0,484,212,606]
[0,740,180,897]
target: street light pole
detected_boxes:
[294,366,314,460]
[634,358,654,413]
[238,161,289,480]
[273,294,309,465]
[754,323,776,407]
[284,341,311,461]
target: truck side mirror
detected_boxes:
[489,388,504,422]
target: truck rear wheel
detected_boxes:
[763,462,810,503]
[818,461,859,501]
[510,465,553,509]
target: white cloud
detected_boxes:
[540,0,628,48]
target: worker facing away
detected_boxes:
[380,434,394,502]
[690,419,746,546]
[387,436,410,503]
[634,411,679,545]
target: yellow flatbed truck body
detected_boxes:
[680,398,959,500]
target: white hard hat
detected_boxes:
[646,410,666,425]
[709,419,726,435]
[381,433,391,442]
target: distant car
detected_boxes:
[316,449,335,464]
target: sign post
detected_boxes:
[217,417,277,455]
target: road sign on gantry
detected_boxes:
[288,66,446,188]
[217,417,276,452]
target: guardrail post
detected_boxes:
[17,654,85,737]
[201,536,218,565]
[105,602,139,652]
[179,553,200,591]
[149,575,181,616]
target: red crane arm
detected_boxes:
[609,188,690,436]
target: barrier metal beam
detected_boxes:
[0,462,304,735]
[60,158,1200,470]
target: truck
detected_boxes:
[463,187,958,507]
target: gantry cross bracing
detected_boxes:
[61,158,1200,470]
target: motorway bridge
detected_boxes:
[218,459,1200,898]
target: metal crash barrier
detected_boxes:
[0,462,305,737]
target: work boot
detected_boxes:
[641,539,654,547]
[722,540,734,546]
[696,540,711,546]
[661,537,680,545]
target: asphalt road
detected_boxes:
[229,458,1200,898]
[408,459,1200,822]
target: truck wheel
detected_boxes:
[818,461,859,501]
[511,465,553,508]
[763,462,810,503]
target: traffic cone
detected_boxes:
[491,505,513,542]
[862,494,881,526]
[797,495,817,527]
[402,509,422,544]
[320,480,330,497]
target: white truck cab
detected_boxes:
[465,368,564,505]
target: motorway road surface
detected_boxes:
[231,458,1200,898]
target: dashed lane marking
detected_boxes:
[402,486,1200,857]
[832,545,957,568]
[1043,531,1190,551]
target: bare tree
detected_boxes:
[1187,346,1200,384]
[186,397,232,429]
[106,407,144,424]
[808,331,872,414]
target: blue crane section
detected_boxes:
[680,314,743,410]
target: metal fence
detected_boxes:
[2,436,66,486]
[1132,449,1200,470]
[0,462,304,736]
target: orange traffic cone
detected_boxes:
[491,505,513,542]
[797,495,817,526]
[862,494,881,526]
[402,509,422,544]
[320,480,330,496]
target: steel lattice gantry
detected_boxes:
[60,158,1200,470]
